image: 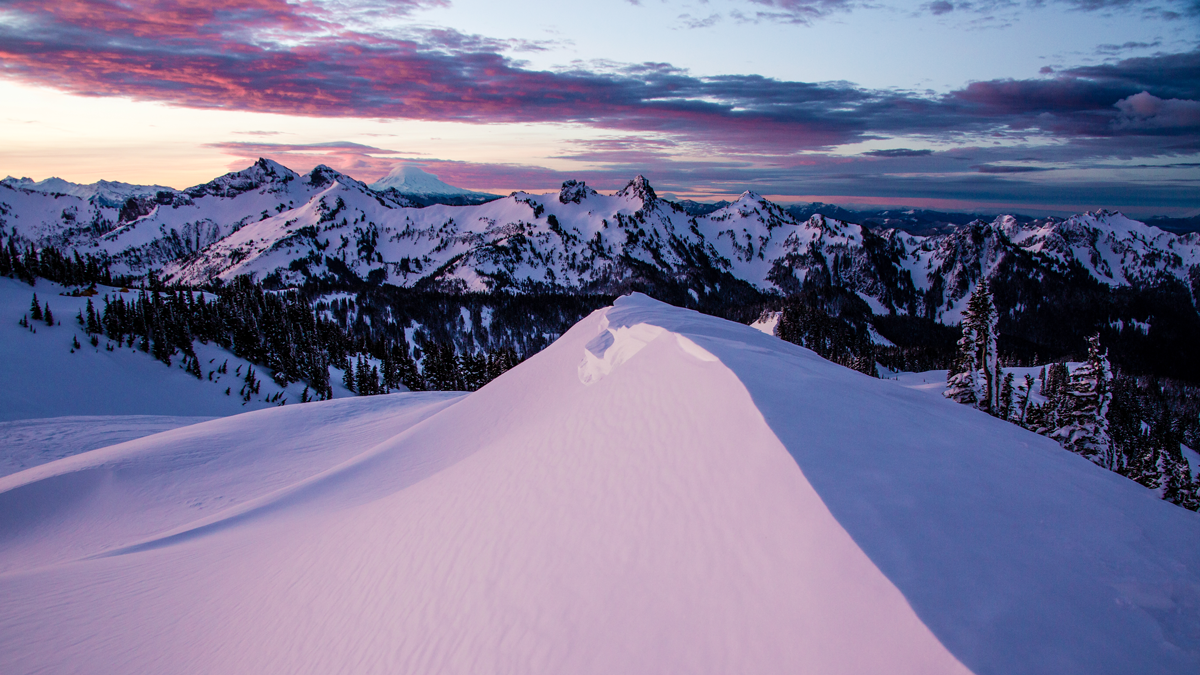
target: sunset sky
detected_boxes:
[2,0,1198,215]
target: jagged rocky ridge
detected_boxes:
[3,159,1199,324]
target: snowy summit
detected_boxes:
[1,294,1196,674]
[369,164,496,200]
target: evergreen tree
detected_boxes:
[43,303,54,326]
[1016,374,1035,425]
[969,279,1000,413]
[392,343,425,391]
[947,286,990,407]
[85,299,100,334]
[460,352,489,391]
[1050,335,1114,468]
[776,287,875,374]
[486,347,520,382]
[186,355,202,378]
[30,294,42,321]
[945,323,978,406]
[1030,363,1070,434]
[422,343,462,391]
[1109,376,1151,482]
[945,280,1002,414]
[999,372,1015,421]
[380,350,398,391]
[241,365,260,401]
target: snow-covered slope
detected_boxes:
[0,415,213,478]
[0,277,347,421]
[1,294,1195,674]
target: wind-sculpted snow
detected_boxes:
[1,294,1196,674]
[0,415,213,478]
[0,393,463,573]
[605,296,1200,674]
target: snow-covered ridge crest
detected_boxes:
[0,176,173,208]
[1,293,1197,673]
[577,304,718,385]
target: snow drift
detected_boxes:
[1,295,1197,674]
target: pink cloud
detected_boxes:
[1114,92,1200,129]
[1,0,1197,209]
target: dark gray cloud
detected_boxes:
[1095,39,1162,54]
[974,164,1052,173]
[743,0,858,24]
[923,0,1200,20]
[864,148,936,157]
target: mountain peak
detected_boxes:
[558,179,598,204]
[186,158,300,199]
[370,164,491,198]
[616,175,657,204]
[308,164,352,190]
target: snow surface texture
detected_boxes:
[0,416,212,478]
[1,295,1197,674]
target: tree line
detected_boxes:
[0,237,128,288]
[66,277,534,398]
[3,234,603,398]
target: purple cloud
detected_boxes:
[744,0,858,24]
[973,164,1052,173]
[1,0,1196,209]
[863,148,936,157]
[1,0,1196,153]
[1114,92,1200,129]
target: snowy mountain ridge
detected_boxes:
[2,160,1198,323]
[0,176,174,210]
[1,293,1196,674]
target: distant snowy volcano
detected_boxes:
[1,295,1197,674]
[369,164,497,205]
